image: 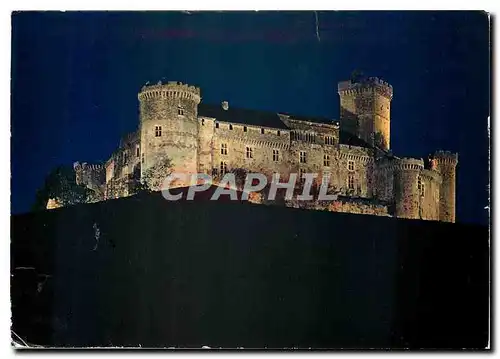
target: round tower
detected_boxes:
[393,158,424,220]
[138,81,201,187]
[433,151,458,223]
[338,76,393,150]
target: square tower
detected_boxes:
[338,76,393,150]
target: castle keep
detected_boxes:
[72,75,458,222]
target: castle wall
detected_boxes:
[419,169,442,221]
[211,122,291,180]
[373,158,395,202]
[325,198,389,217]
[337,145,373,197]
[73,162,106,201]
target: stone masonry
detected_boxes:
[72,75,458,222]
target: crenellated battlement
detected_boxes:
[433,150,458,166]
[338,76,393,99]
[391,157,424,171]
[73,162,105,171]
[138,81,201,102]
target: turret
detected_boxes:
[138,81,201,187]
[338,75,393,150]
[433,151,458,223]
[392,158,424,219]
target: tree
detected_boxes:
[138,155,173,192]
[33,165,90,211]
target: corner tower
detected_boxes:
[393,158,424,220]
[433,151,458,223]
[138,81,201,186]
[338,76,393,150]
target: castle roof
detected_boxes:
[198,103,289,130]
[199,103,373,149]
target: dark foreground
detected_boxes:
[11,191,490,349]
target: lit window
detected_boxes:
[220,161,228,175]
[155,126,162,137]
[221,143,228,155]
[299,151,307,164]
[246,147,253,159]
[348,174,355,190]
[273,149,279,162]
[323,154,330,167]
[348,160,355,171]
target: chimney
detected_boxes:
[221,101,229,111]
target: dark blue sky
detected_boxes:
[11,11,490,225]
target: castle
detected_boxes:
[71,75,458,222]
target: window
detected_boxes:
[323,154,330,167]
[216,122,219,129]
[141,153,145,164]
[246,147,253,159]
[277,130,281,136]
[348,160,355,171]
[299,151,307,164]
[123,152,127,164]
[178,106,184,115]
[220,161,228,175]
[136,146,140,157]
[325,136,335,145]
[243,126,247,132]
[221,143,228,155]
[155,126,162,137]
[348,174,355,190]
[229,124,233,130]
[299,168,306,183]
[261,128,265,134]
[201,119,205,126]
[273,149,279,162]
[418,177,425,197]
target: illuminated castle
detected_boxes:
[72,75,458,222]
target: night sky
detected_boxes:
[11,11,490,225]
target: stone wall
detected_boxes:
[138,82,201,187]
[324,197,390,217]
[68,78,453,223]
[338,77,393,150]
